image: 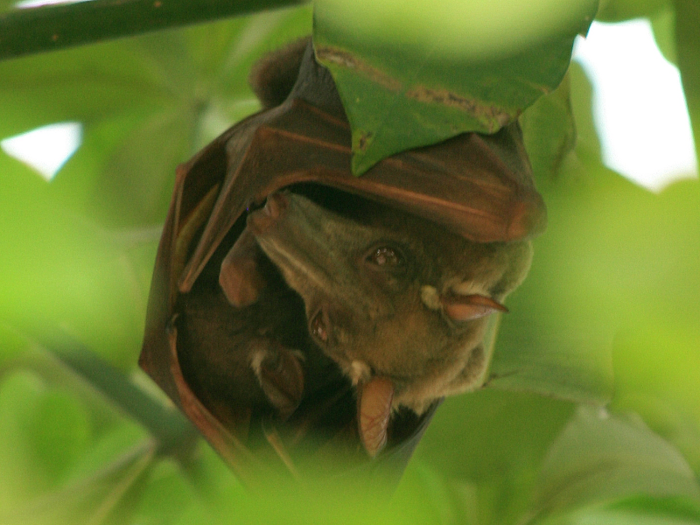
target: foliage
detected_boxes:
[0,0,699,523]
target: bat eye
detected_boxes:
[366,246,404,268]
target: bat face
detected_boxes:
[248,187,533,415]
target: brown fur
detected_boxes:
[249,188,533,413]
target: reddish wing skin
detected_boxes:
[177,99,545,292]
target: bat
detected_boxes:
[139,37,546,487]
[245,186,533,457]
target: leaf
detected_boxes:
[0,370,90,509]
[0,441,155,525]
[314,0,597,173]
[133,459,199,525]
[30,326,198,456]
[520,71,577,183]
[416,389,576,525]
[530,406,700,523]
[488,135,699,406]
[649,5,678,65]
[675,0,700,160]
[0,8,313,368]
[596,0,670,22]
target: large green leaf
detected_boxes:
[528,406,700,523]
[520,71,577,184]
[416,389,576,525]
[674,0,700,159]
[314,0,597,173]
[596,0,670,21]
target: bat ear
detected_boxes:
[440,293,508,322]
[357,376,394,458]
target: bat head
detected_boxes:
[248,187,533,414]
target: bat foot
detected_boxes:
[250,342,305,419]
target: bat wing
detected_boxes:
[178,99,545,292]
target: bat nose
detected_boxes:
[248,192,288,233]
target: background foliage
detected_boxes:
[0,0,699,523]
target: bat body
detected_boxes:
[246,186,532,454]
[140,38,546,483]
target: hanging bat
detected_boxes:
[139,37,546,487]
[243,186,533,457]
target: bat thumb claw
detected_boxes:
[358,376,394,458]
[219,228,267,307]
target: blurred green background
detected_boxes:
[0,0,699,523]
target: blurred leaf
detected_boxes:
[0,8,312,370]
[490,106,698,404]
[25,388,92,482]
[0,0,309,60]
[29,327,199,456]
[417,389,575,525]
[674,0,700,158]
[314,0,597,173]
[650,5,678,65]
[66,421,149,482]
[0,323,30,367]
[597,0,670,21]
[520,71,577,183]
[534,500,700,525]
[566,61,601,162]
[134,459,199,525]
[0,370,57,508]
[529,406,700,523]
[0,156,150,366]
[0,441,155,525]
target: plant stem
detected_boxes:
[0,0,309,61]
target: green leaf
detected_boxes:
[534,503,700,525]
[314,0,597,173]
[0,157,149,367]
[520,71,577,183]
[416,389,576,525]
[596,0,670,22]
[134,459,199,525]
[0,9,312,368]
[650,5,678,65]
[29,327,198,456]
[530,406,700,522]
[0,370,90,509]
[675,0,700,160]
[0,441,155,525]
